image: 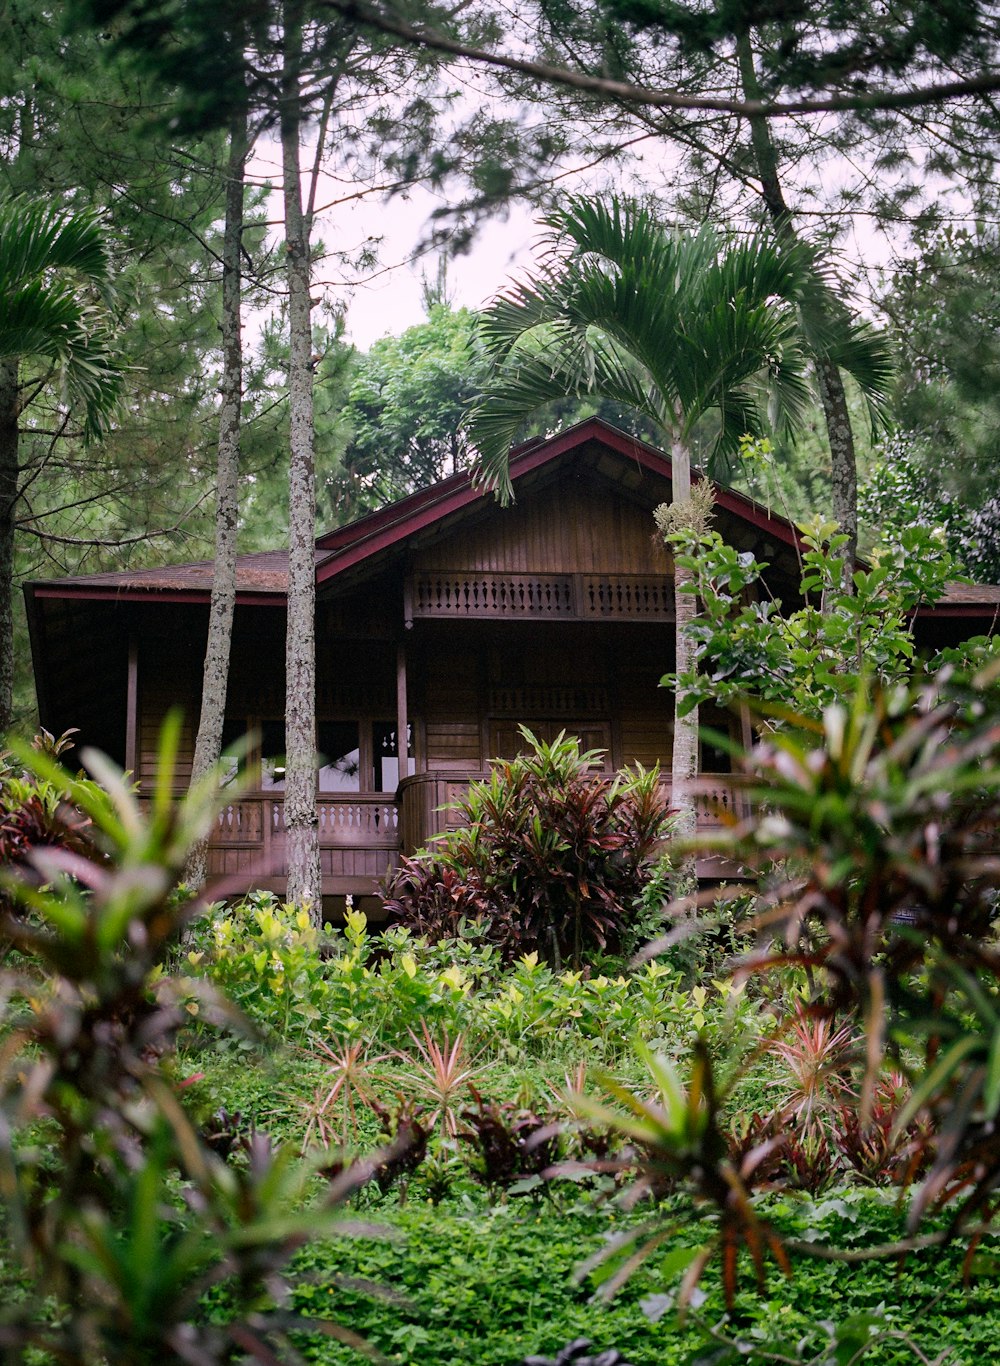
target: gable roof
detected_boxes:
[25,419,804,607]
[22,416,1000,616]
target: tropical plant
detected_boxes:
[0,717,379,1362]
[384,728,671,968]
[394,1025,484,1138]
[460,1090,563,1197]
[300,1036,385,1152]
[766,1004,858,1137]
[0,197,123,733]
[468,198,819,835]
[574,658,1000,1309]
[0,728,104,905]
[722,666,1000,1234]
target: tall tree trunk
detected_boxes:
[737,32,860,577]
[0,361,18,735]
[281,1,322,913]
[185,104,248,890]
[669,433,698,845]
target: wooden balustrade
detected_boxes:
[405,571,675,625]
[396,771,750,854]
[203,774,749,894]
[207,792,400,896]
[213,794,399,848]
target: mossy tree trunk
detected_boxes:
[281,0,322,914]
[185,103,248,890]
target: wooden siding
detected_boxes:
[413,478,673,577]
[138,629,202,786]
[416,638,483,771]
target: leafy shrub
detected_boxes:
[460,1089,563,1195]
[383,729,673,967]
[187,889,337,1035]
[0,728,104,913]
[665,518,965,722]
[0,718,379,1362]
[633,849,756,979]
[563,661,1000,1307]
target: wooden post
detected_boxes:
[396,641,410,780]
[125,635,138,779]
[738,701,753,820]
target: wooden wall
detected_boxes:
[414,477,673,578]
[409,621,687,776]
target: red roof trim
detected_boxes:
[28,584,285,608]
[913,603,1000,620]
[315,417,804,585]
[37,418,970,607]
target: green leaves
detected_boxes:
[0,195,123,440]
[468,195,813,497]
[0,720,382,1362]
[666,518,969,721]
[383,728,672,969]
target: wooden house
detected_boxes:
[24,419,1000,913]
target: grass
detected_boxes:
[282,1195,1000,1365]
[173,1032,1000,1366]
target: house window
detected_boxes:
[224,716,404,792]
[318,721,361,792]
[219,718,246,786]
[260,718,288,790]
[372,721,412,792]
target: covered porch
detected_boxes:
[205,771,752,909]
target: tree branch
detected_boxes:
[316,0,1000,120]
[18,490,212,547]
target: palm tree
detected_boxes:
[0,197,122,732]
[469,196,858,834]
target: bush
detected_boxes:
[0,728,104,912]
[0,718,379,1363]
[383,729,673,968]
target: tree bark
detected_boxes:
[281,1,322,914]
[815,355,858,573]
[669,433,698,844]
[0,361,18,736]
[736,32,859,577]
[185,104,249,890]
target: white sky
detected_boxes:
[327,188,542,349]
[246,95,970,355]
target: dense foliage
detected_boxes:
[0,720,380,1363]
[3,680,1000,1359]
[663,513,968,721]
[382,729,672,968]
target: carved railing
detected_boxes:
[199,773,753,894]
[204,776,748,861]
[405,572,675,625]
[213,793,400,854]
[579,575,674,619]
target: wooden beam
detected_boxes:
[396,641,410,779]
[125,636,138,779]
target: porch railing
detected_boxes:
[405,571,675,625]
[204,774,749,893]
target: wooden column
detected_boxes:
[125,635,138,779]
[396,641,410,779]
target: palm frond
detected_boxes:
[466,195,889,498]
[823,317,895,434]
[0,196,123,439]
[0,197,116,305]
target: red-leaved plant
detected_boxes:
[383,729,671,968]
